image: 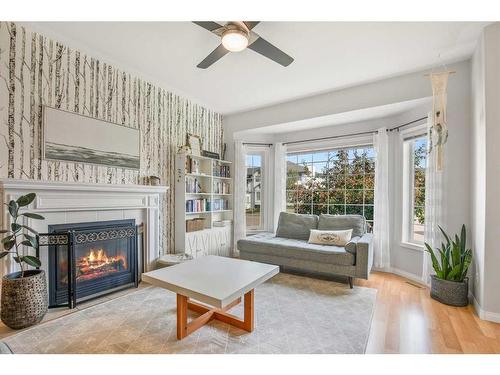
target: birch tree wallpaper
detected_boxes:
[0,22,224,253]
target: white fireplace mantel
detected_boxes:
[0,179,169,195]
[0,179,169,278]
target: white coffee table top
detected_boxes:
[142,255,279,308]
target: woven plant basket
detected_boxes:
[430,275,469,307]
[1,270,48,329]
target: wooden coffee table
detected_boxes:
[142,255,279,340]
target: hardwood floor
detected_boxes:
[360,271,500,353]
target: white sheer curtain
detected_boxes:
[273,143,287,232]
[423,115,446,284]
[233,141,247,256]
[373,127,391,270]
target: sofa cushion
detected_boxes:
[308,229,353,246]
[276,212,319,240]
[238,232,355,266]
[318,214,366,237]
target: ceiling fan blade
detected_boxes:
[248,37,294,67]
[192,21,224,33]
[197,44,229,69]
[243,21,260,30]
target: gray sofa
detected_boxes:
[237,212,374,288]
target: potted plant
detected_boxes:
[0,193,47,329]
[424,224,472,307]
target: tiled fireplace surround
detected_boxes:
[0,179,168,297]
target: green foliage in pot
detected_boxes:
[0,193,44,277]
[424,224,472,282]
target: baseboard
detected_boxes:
[391,267,428,286]
[472,295,500,323]
[372,266,427,286]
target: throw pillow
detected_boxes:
[308,229,353,246]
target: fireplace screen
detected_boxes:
[45,219,138,308]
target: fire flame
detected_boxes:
[75,248,128,282]
[83,249,127,269]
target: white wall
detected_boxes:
[483,23,500,319]
[471,22,500,321]
[471,33,486,310]
[224,61,469,134]
[224,60,472,285]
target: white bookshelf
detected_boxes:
[175,152,233,256]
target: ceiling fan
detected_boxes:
[193,21,294,69]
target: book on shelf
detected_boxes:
[211,198,229,211]
[185,198,229,213]
[186,176,203,193]
[213,181,230,194]
[212,162,230,178]
[186,156,201,174]
[185,198,208,213]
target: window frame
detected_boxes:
[401,130,428,249]
[245,147,270,234]
[285,143,375,227]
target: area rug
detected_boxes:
[4,273,377,354]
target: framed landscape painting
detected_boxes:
[43,106,140,169]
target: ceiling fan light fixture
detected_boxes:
[221,28,248,52]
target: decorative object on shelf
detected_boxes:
[186,156,201,175]
[213,220,232,227]
[222,143,227,160]
[427,70,454,171]
[424,224,472,307]
[149,176,161,186]
[1,193,47,329]
[186,134,202,156]
[186,218,206,232]
[177,145,191,154]
[43,106,140,170]
[201,150,220,160]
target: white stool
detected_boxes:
[156,253,193,268]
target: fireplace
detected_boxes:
[47,219,139,308]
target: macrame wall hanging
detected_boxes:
[427,70,454,170]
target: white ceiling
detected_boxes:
[241,97,432,135]
[23,22,488,115]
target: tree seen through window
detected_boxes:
[286,147,375,228]
[411,138,427,242]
